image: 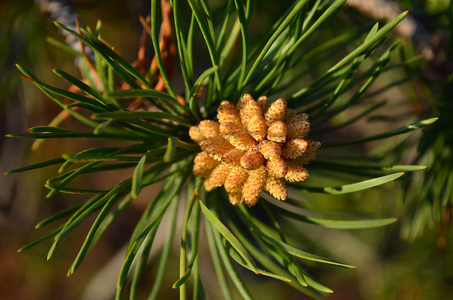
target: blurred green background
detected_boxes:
[1,0,452,299]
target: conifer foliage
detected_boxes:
[8,0,437,298]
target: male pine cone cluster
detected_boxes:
[189,94,320,207]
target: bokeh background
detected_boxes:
[1,0,452,299]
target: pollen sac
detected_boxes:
[265,98,287,125]
[257,96,269,114]
[242,166,267,207]
[198,120,220,138]
[204,180,216,192]
[200,136,234,160]
[209,163,230,187]
[193,151,219,177]
[190,95,320,207]
[220,121,241,135]
[218,100,241,125]
[193,164,211,178]
[266,158,287,178]
[221,122,257,151]
[285,109,298,121]
[282,139,308,159]
[265,175,287,201]
[240,98,262,127]
[294,140,321,164]
[258,140,282,160]
[236,93,253,110]
[228,191,243,205]
[194,151,218,167]
[285,163,309,182]
[247,114,267,142]
[189,126,205,143]
[287,113,310,139]
[267,121,287,143]
[222,148,245,166]
[224,167,248,193]
[240,149,265,170]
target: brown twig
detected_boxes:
[128,1,176,110]
[153,0,176,93]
